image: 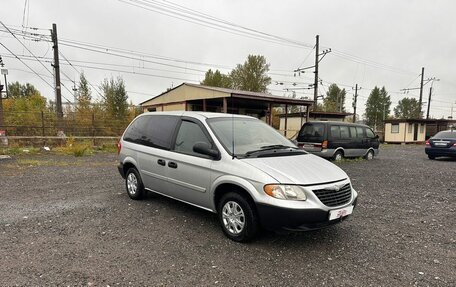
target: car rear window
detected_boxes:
[298,123,325,142]
[123,115,179,150]
[433,131,456,139]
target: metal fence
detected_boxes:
[0,111,135,137]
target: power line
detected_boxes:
[0,22,54,76]
[0,42,54,89]
[118,0,314,49]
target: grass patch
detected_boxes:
[0,147,41,155]
[15,159,72,167]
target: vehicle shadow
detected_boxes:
[432,157,456,162]
[140,191,352,247]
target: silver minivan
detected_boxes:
[117,112,358,242]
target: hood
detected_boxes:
[242,154,348,185]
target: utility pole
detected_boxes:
[51,23,63,127]
[426,78,439,119]
[72,81,78,105]
[314,35,319,107]
[426,86,432,120]
[0,56,6,129]
[418,67,424,118]
[352,84,359,123]
[293,35,331,110]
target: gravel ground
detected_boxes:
[0,146,454,287]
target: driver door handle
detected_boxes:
[157,159,166,166]
[168,162,178,169]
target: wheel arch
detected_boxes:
[212,177,259,214]
[122,157,139,175]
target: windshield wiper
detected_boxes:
[245,145,298,157]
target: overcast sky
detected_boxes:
[1,0,455,119]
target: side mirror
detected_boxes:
[375,134,379,139]
[193,142,220,159]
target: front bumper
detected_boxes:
[256,197,357,231]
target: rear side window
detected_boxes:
[298,123,325,142]
[349,127,357,138]
[356,127,365,138]
[123,115,179,150]
[340,126,350,139]
[330,125,340,139]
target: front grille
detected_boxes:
[312,183,352,207]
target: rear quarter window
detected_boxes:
[123,115,179,150]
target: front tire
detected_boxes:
[365,150,374,160]
[332,150,343,161]
[218,192,259,242]
[125,168,145,200]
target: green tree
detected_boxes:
[230,55,271,92]
[3,86,47,135]
[393,97,420,119]
[77,72,92,110]
[201,69,232,88]
[323,84,346,112]
[101,76,129,121]
[364,86,391,130]
[8,81,41,98]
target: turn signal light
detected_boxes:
[117,142,122,155]
[322,140,328,149]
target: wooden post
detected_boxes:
[284,104,288,137]
[203,99,207,112]
[268,103,272,125]
[41,111,45,137]
[223,97,228,113]
[92,112,95,146]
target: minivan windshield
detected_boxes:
[207,117,298,157]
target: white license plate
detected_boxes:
[329,205,354,220]
[434,142,447,146]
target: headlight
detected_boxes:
[263,184,306,201]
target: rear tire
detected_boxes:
[125,168,145,200]
[332,150,343,161]
[218,192,259,242]
[428,155,435,160]
[365,150,374,160]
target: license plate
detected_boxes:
[329,205,354,220]
[434,142,447,146]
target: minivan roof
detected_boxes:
[305,121,370,128]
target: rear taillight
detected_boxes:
[425,140,430,146]
[453,143,456,147]
[117,142,122,155]
[322,140,328,149]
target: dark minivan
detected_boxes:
[296,121,379,160]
